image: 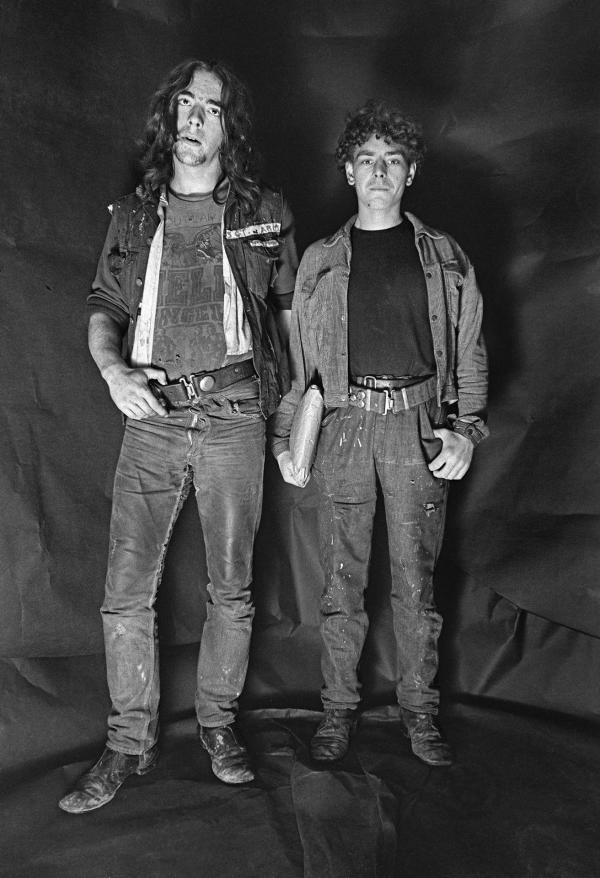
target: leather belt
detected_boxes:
[352,375,413,390]
[149,359,257,409]
[348,374,437,414]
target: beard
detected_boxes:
[173,139,206,166]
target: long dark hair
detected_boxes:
[139,59,261,215]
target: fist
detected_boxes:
[276,450,309,488]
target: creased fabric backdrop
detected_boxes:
[1,0,600,775]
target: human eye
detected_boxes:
[207,105,222,117]
[177,94,191,106]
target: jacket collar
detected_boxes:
[404,211,444,240]
[323,215,356,249]
[323,211,444,248]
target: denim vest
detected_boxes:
[88,186,297,418]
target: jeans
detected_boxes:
[313,399,448,714]
[101,382,265,755]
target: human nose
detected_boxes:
[187,102,205,127]
[373,158,387,177]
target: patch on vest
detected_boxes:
[248,238,280,248]
[225,222,281,239]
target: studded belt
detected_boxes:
[149,359,257,409]
[348,374,437,414]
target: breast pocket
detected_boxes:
[243,236,283,294]
[442,261,463,327]
[304,273,333,350]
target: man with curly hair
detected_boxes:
[272,101,488,766]
[59,60,297,813]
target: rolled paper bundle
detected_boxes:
[289,384,325,487]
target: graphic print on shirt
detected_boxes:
[152,194,227,380]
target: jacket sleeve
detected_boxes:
[86,207,131,332]
[268,249,316,456]
[451,258,489,445]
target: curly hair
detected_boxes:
[335,100,425,173]
[139,59,261,215]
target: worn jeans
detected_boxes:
[101,383,265,755]
[313,399,448,714]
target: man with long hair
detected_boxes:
[59,59,297,813]
[272,101,488,766]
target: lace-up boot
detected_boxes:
[400,709,452,766]
[310,708,356,762]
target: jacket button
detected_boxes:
[425,271,432,278]
[146,237,153,245]
[431,314,438,321]
[436,350,443,357]
[135,278,143,286]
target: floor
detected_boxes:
[3,700,599,878]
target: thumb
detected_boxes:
[276,450,292,469]
[143,366,168,385]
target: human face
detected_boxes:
[173,68,224,169]
[345,133,416,225]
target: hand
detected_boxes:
[276,450,309,488]
[103,363,169,419]
[428,428,473,480]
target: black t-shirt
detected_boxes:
[348,220,435,379]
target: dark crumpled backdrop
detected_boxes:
[1,0,600,782]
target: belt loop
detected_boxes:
[401,387,409,410]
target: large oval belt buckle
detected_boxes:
[199,375,215,391]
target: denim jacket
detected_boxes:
[88,185,298,418]
[270,212,488,456]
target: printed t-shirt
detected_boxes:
[152,190,244,380]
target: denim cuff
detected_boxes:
[450,415,489,446]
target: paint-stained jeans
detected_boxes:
[313,398,448,714]
[101,387,265,755]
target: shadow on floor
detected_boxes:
[2,701,600,877]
